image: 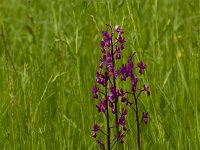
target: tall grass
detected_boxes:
[0,0,199,149]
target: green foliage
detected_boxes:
[0,0,199,149]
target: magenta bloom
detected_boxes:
[131,74,138,93]
[92,86,99,99]
[100,41,105,48]
[96,100,106,112]
[116,53,121,60]
[118,132,125,143]
[117,34,126,44]
[97,140,105,149]
[143,84,150,96]
[138,61,146,74]
[92,124,100,138]
[115,27,124,34]
[117,108,127,131]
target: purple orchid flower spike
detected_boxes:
[92,24,150,150]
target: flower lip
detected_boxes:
[93,123,100,132]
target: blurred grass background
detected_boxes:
[0,0,199,149]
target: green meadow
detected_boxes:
[0,0,199,149]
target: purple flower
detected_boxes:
[102,30,109,38]
[100,62,104,68]
[101,48,106,53]
[127,60,134,71]
[106,51,112,63]
[116,53,121,60]
[121,75,126,81]
[96,105,101,112]
[131,79,138,92]
[118,89,129,104]
[107,62,113,73]
[121,97,129,105]
[100,41,105,48]
[120,64,126,74]
[115,26,124,34]
[113,70,118,80]
[92,123,100,138]
[97,140,105,149]
[92,86,99,99]
[122,107,127,115]
[102,71,110,80]
[105,41,111,47]
[118,132,125,143]
[100,55,107,63]
[96,78,101,84]
[143,112,148,124]
[117,108,127,131]
[96,71,109,87]
[121,44,124,50]
[93,123,100,132]
[112,108,116,114]
[117,35,126,44]
[118,89,125,97]
[143,84,150,96]
[131,74,138,93]
[102,30,112,48]
[138,61,146,74]
[96,100,106,112]
[116,46,120,52]
[109,86,117,100]
[120,64,127,81]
